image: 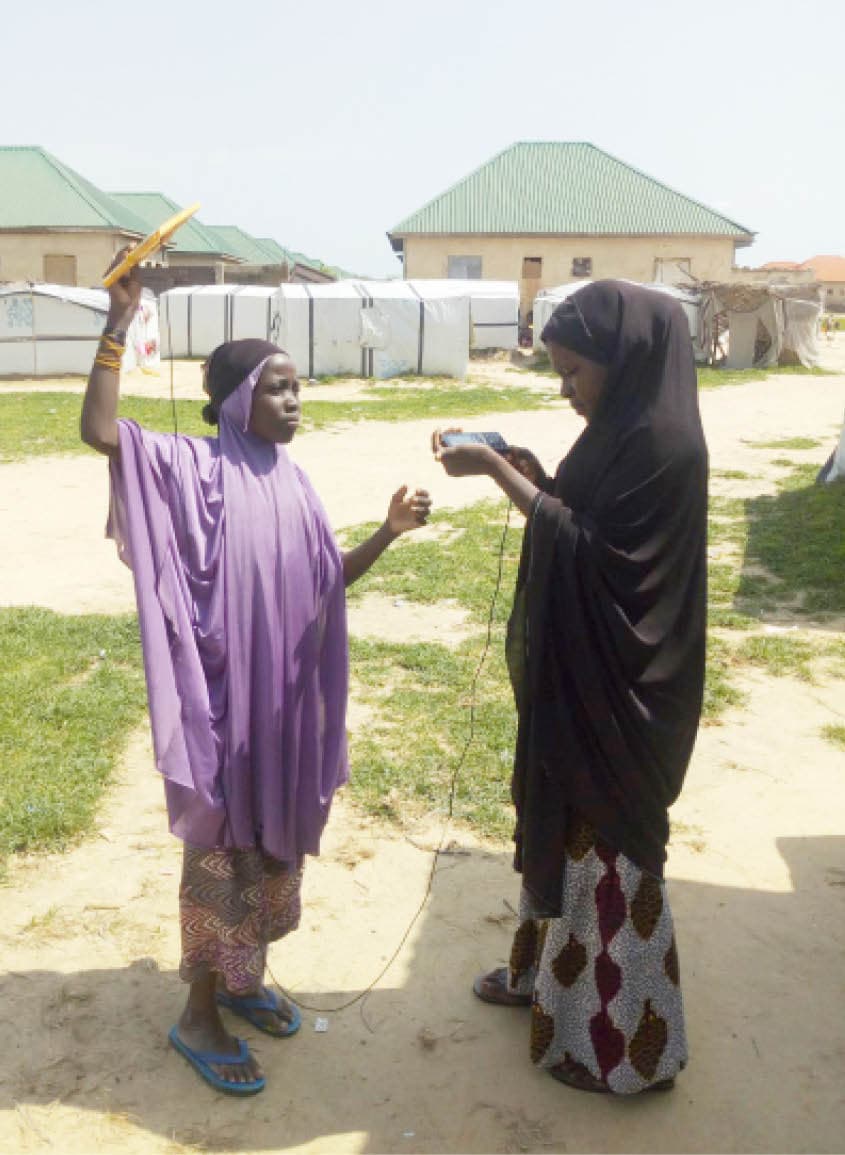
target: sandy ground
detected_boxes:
[0,350,844,1153]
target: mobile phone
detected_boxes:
[440,431,509,455]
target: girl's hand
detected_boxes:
[504,446,546,486]
[432,427,494,478]
[103,247,143,328]
[387,485,432,535]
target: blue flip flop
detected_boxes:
[216,985,302,1038]
[168,1025,265,1095]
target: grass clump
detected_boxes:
[735,635,818,681]
[746,437,821,451]
[821,724,845,751]
[0,609,146,869]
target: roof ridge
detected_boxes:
[38,148,145,232]
[588,143,753,237]
[389,141,517,233]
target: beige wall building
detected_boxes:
[0,228,138,287]
[389,143,754,319]
[402,234,739,317]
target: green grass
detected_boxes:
[0,383,553,462]
[735,635,818,681]
[712,469,754,481]
[821,724,845,750]
[741,466,845,615]
[348,637,516,837]
[0,609,146,869]
[344,501,520,623]
[520,358,826,389]
[747,437,822,451]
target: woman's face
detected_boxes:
[248,354,301,443]
[546,340,609,423]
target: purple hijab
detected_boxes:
[108,355,348,864]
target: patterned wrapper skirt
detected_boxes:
[179,845,303,994]
[508,813,687,1094]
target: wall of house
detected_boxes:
[0,231,135,287]
[822,280,845,311]
[400,234,739,316]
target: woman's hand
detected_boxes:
[104,247,143,329]
[386,485,432,535]
[431,427,495,478]
[504,446,547,487]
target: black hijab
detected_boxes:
[202,339,286,424]
[510,281,708,914]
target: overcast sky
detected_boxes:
[7,0,838,276]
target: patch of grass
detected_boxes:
[703,634,746,720]
[345,500,521,624]
[735,635,818,681]
[0,608,147,869]
[711,469,753,481]
[821,724,845,751]
[348,637,516,837]
[0,383,553,462]
[698,365,828,389]
[747,437,821,451]
[741,466,845,614]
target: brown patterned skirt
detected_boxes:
[508,813,687,1094]
[179,845,303,994]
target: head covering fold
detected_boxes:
[509,281,708,914]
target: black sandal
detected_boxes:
[472,967,532,1007]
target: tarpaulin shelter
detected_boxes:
[403,279,519,349]
[0,282,159,376]
[160,281,471,378]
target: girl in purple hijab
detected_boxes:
[81,261,431,1096]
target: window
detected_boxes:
[522,257,542,278]
[43,254,77,285]
[447,255,482,279]
[572,257,592,277]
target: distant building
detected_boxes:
[0,146,337,291]
[0,146,148,286]
[388,142,754,317]
[109,192,241,274]
[801,256,845,311]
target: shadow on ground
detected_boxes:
[2,836,844,1154]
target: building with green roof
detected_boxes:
[0,146,152,286]
[388,142,754,314]
[109,193,242,271]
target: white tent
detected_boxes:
[160,281,470,378]
[403,279,519,350]
[532,280,707,361]
[711,284,822,370]
[0,283,159,376]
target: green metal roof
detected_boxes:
[109,192,230,256]
[0,146,149,233]
[253,236,293,264]
[204,225,286,265]
[390,142,754,241]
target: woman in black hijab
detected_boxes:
[433,281,707,1094]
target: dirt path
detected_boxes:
[1,363,844,1153]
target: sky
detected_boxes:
[6,0,839,276]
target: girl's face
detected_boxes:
[248,354,301,443]
[546,340,609,423]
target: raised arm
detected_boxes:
[80,252,142,456]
